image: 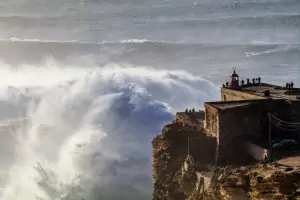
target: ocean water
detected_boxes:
[0,0,299,199]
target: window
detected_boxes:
[224,95,227,101]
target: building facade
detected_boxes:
[204,70,300,165]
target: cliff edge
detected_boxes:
[152,111,300,200]
[152,111,216,200]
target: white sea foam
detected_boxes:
[0,60,219,200]
[0,38,163,45]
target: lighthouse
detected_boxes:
[230,69,239,89]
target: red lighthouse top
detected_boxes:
[230,69,239,89]
[231,70,239,78]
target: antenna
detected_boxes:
[233,66,236,72]
[187,136,190,156]
[268,113,272,162]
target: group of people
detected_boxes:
[286,82,294,89]
[222,77,262,88]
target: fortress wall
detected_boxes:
[221,88,265,101]
[216,99,288,165]
[217,106,262,165]
[288,101,300,140]
[289,100,300,122]
[205,98,289,165]
[204,103,219,137]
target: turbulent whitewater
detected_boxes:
[0,0,299,199]
[0,62,218,200]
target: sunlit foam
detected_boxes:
[0,60,219,200]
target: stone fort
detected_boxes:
[204,69,300,165]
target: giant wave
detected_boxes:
[0,60,218,200]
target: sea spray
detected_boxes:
[0,61,218,200]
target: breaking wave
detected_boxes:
[4,36,300,46]
[165,13,300,28]
[245,44,300,57]
[2,37,299,59]
[1,38,158,45]
[0,60,218,200]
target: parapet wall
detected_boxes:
[221,87,265,101]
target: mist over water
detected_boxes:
[0,0,299,199]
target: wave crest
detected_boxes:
[0,62,218,200]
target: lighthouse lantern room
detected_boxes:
[230,68,239,89]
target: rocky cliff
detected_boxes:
[152,111,216,200]
[211,164,300,200]
[152,111,300,200]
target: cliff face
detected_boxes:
[152,111,216,200]
[211,164,300,200]
[152,111,300,200]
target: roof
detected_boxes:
[205,98,288,111]
[210,102,252,110]
[205,99,262,110]
[238,83,300,100]
[231,71,239,77]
